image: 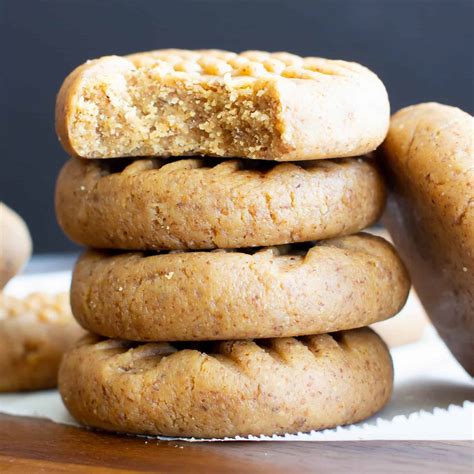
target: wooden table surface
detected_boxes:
[0,414,472,473]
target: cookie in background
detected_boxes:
[371,288,428,348]
[380,103,473,374]
[0,203,84,392]
[0,202,32,290]
[0,293,84,392]
[367,227,429,348]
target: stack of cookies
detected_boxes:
[54,49,410,438]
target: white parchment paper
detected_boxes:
[1,271,473,441]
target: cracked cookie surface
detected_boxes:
[59,327,393,438]
[70,233,410,341]
[56,156,385,250]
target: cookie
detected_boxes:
[0,203,32,289]
[366,229,428,347]
[380,103,473,374]
[56,156,386,250]
[59,327,392,438]
[70,233,410,341]
[0,293,84,392]
[55,49,389,161]
[371,290,428,347]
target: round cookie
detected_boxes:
[59,327,393,438]
[0,293,85,392]
[56,49,389,162]
[56,157,386,250]
[380,103,473,374]
[0,203,32,289]
[71,233,410,341]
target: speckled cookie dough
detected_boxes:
[59,327,393,438]
[380,102,474,374]
[56,156,385,250]
[70,233,410,341]
[0,293,85,391]
[56,49,389,161]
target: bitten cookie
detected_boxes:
[0,203,32,290]
[56,157,386,250]
[0,293,84,392]
[70,233,410,341]
[56,49,389,161]
[380,103,473,374]
[59,327,393,438]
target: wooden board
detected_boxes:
[0,414,471,473]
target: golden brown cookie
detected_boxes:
[70,233,410,341]
[0,203,32,290]
[56,156,386,250]
[59,327,393,438]
[0,293,84,392]
[56,49,389,161]
[380,103,473,374]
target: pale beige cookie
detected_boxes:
[0,293,85,392]
[56,49,389,161]
[371,290,428,347]
[56,156,386,250]
[59,327,393,438]
[380,103,473,374]
[366,228,428,347]
[70,233,410,341]
[0,203,32,289]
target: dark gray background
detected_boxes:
[2,0,473,253]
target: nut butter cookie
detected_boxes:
[380,103,473,374]
[59,327,393,438]
[70,233,410,341]
[56,49,389,161]
[0,293,84,391]
[0,203,32,290]
[56,156,385,250]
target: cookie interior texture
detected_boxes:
[59,327,393,438]
[56,49,389,160]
